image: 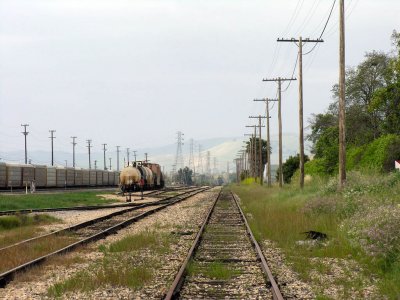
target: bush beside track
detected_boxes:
[231,172,400,298]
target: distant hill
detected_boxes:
[0,134,308,172]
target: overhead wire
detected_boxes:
[303,0,337,56]
[294,0,321,37]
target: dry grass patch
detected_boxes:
[48,230,176,297]
[0,234,78,274]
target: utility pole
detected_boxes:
[338,0,346,188]
[246,123,265,183]
[116,146,120,171]
[245,126,256,179]
[126,148,130,166]
[197,144,203,174]
[263,77,296,187]
[49,130,56,166]
[21,124,29,164]
[249,116,267,185]
[234,158,240,184]
[254,98,277,187]
[102,143,107,170]
[109,157,112,171]
[277,37,323,188]
[145,153,148,163]
[71,136,77,168]
[86,139,92,169]
[244,133,253,177]
[94,160,97,170]
[133,150,137,163]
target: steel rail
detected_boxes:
[164,188,221,300]
[0,187,209,287]
[232,192,284,300]
[0,188,201,252]
[0,187,197,216]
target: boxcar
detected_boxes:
[82,169,90,186]
[102,171,109,185]
[74,168,83,186]
[89,170,97,186]
[0,162,6,188]
[22,165,34,186]
[56,167,66,187]
[114,172,119,186]
[108,171,115,185]
[47,167,57,187]
[33,165,47,187]
[96,170,103,186]
[66,168,75,186]
[6,164,22,187]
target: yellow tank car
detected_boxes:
[119,166,141,193]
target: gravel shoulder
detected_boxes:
[0,188,220,299]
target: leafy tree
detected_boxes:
[176,167,193,185]
[276,154,310,184]
[245,137,269,181]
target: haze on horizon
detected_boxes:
[1,0,399,159]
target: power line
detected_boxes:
[21,124,29,164]
[303,0,337,56]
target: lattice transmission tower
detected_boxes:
[188,139,195,171]
[197,144,203,174]
[172,131,184,176]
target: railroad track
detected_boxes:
[165,190,283,300]
[0,187,197,216]
[0,187,209,287]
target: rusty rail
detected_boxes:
[232,192,284,300]
[164,189,221,300]
[0,187,209,287]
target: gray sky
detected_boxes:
[1,0,399,157]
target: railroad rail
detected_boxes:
[0,187,210,287]
[165,190,283,300]
[0,187,196,216]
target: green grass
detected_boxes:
[0,191,115,211]
[230,172,400,299]
[187,260,241,280]
[48,230,175,297]
[0,214,59,230]
[48,261,152,297]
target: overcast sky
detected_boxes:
[1,0,399,157]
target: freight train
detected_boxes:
[119,162,164,193]
[0,161,165,196]
[0,162,119,189]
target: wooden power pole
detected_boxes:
[254,98,277,187]
[49,130,56,166]
[21,124,29,164]
[262,78,296,187]
[245,126,257,180]
[338,0,346,188]
[249,116,267,185]
[277,37,323,188]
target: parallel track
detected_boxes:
[165,190,283,300]
[0,187,197,216]
[0,187,209,287]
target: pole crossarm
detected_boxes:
[249,116,268,119]
[246,125,265,127]
[254,98,278,102]
[277,38,324,43]
[262,77,297,82]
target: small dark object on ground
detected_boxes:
[302,230,328,240]
[171,231,194,236]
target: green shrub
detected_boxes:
[304,158,330,177]
[347,134,400,172]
